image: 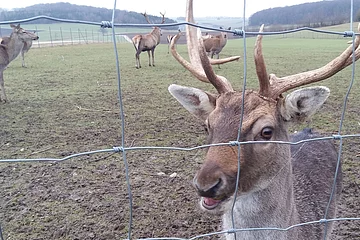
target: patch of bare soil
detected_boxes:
[0,43,359,240]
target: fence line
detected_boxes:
[0,0,359,239]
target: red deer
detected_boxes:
[132,12,165,69]
[167,0,357,239]
[1,34,36,68]
[202,27,231,59]
[0,24,39,102]
[166,29,181,54]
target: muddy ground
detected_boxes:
[0,40,359,240]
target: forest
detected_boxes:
[249,0,360,27]
[0,2,176,25]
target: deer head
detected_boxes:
[141,12,165,36]
[168,0,360,212]
[10,24,39,41]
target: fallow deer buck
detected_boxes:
[132,12,165,69]
[1,32,37,68]
[0,24,39,102]
[168,0,359,239]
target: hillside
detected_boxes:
[249,0,360,27]
[0,2,177,26]
[0,1,358,30]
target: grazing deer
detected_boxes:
[1,33,37,68]
[203,27,231,59]
[167,0,356,239]
[132,12,165,69]
[0,24,39,102]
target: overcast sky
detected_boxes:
[1,0,322,18]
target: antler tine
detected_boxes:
[170,29,234,93]
[198,32,233,93]
[142,12,151,24]
[267,23,360,99]
[160,12,166,24]
[170,0,238,93]
[209,56,241,65]
[170,32,211,83]
[184,0,233,93]
[255,24,270,96]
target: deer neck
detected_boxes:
[7,34,24,62]
[222,154,299,239]
[150,28,161,44]
[219,34,227,47]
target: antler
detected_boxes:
[255,24,270,96]
[256,24,360,99]
[170,0,240,94]
[160,12,166,24]
[141,12,151,24]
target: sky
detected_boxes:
[1,0,322,18]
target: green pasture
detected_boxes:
[2,36,359,142]
[0,36,359,239]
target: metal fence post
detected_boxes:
[70,28,73,45]
[49,26,53,47]
[60,27,64,46]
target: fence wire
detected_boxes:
[0,0,360,239]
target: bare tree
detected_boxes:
[167,0,360,239]
[132,12,165,69]
[0,24,39,102]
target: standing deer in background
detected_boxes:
[1,33,37,68]
[132,12,165,69]
[168,0,356,239]
[203,27,231,59]
[0,24,39,102]
[166,29,181,54]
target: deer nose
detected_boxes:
[193,176,223,198]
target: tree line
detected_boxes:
[249,0,360,27]
[0,2,177,26]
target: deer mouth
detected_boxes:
[201,196,227,210]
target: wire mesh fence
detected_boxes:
[0,0,360,239]
[0,24,133,47]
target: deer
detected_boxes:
[132,12,165,69]
[0,24,39,102]
[1,32,37,68]
[202,27,231,59]
[167,0,359,239]
[166,29,181,54]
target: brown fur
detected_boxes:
[1,35,35,68]
[166,34,175,54]
[202,27,230,59]
[132,12,165,69]
[0,24,39,102]
[168,2,351,238]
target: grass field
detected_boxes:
[0,35,359,239]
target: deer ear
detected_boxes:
[168,84,216,121]
[280,86,330,122]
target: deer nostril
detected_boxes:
[194,178,222,198]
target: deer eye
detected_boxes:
[261,127,273,140]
